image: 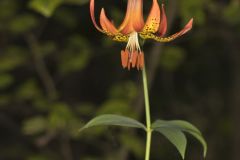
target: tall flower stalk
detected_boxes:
[80,1,207,160]
[142,65,152,160]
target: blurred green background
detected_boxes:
[0,0,240,160]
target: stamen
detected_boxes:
[120,32,144,70]
[128,59,131,70]
[121,50,128,68]
[139,52,144,69]
[131,51,138,67]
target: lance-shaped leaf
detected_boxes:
[154,127,187,159]
[152,119,207,158]
[79,114,146,132]
[152,120,201,134]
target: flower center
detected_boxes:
[121,32,144,70]
[126,32,141,53]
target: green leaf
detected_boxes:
[97,99,136,118]
[152,120,201,134]
[48,102,74,129]
[120,134,145,158]
[79,114,146,132]
[9,14,38,34]
[58,35,91,74]
[0,46,27,72]
[15,79,42,101]
[0,95,10,106]
[152,119,207,158]
[22,116,47,135]
[0,74,14,89]
[160,46,186,71]
[29,0,63,17]
[154,127,187,159]
[187,131,207,158]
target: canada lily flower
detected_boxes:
[90,0,193,70]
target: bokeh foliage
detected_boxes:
[0,0,240,160]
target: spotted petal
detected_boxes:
[112,34,129,42]
[100,8,118,35]
[142,0,160,33]
[140,18,193,42]
[100,9,129,42]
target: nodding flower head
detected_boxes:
[90,0,193,70]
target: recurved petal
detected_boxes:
[100,8,118,35]
[118,0,132,32]
[140,18,193,42]
[158,4,167,36]
[177,18,193,35]
[142,0,160,33]
[90,0,104,32]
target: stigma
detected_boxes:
[121,32,144,70]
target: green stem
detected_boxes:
[142,65,152,160]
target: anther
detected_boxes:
[139,52,144,69]
[121,50,128,68]
[131,51,138,67]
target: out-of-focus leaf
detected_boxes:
[58,36,91,74]
[67,118,84,138]
[0,74,14,89]
[81,157,99,160]
[48,102,74,129]
[33,97,51,111]
[97,99,136,118]
[223,2,240,24]
[152,119,207,158]
[109,81,137,100]
[79,114,146,132]
[180,0,206,25]
[0,0,18,20]
[29,0,63,17]
[120,134,145,158]
[0,46,27,72]
[160,46,186,71]
[9,14,38,34]
[39,41,56,56]
[76,103,95,115]
[0,95,10,106]
[27,155,50,160]
[54,8,78,28]
[15,79,42,100]
[22,116,47,135]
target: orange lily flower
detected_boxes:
[90,0,193,70]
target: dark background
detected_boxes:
[0,0,240,160]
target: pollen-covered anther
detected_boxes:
[137,52,144,70]
[120,50,144,70]
[131,51,138,67]
[121,50,128,68]
[120,31,145,70]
